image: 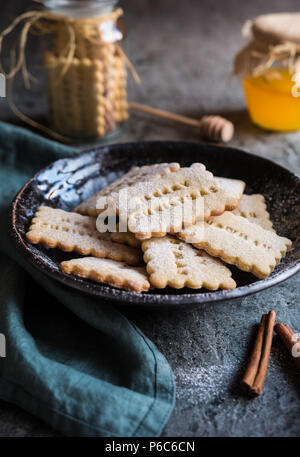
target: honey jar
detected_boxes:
[234,13,300,132]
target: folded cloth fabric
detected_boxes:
[0,121,175,437]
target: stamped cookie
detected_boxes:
[141,235,236,290]
[110,224,142,248]
[109,163,241,240]
[179,212,291,279]
[26,206,141,265]
[216,177,245,208]
[233,194,274,231]
[60,257,150,293]
[75,162,180,216]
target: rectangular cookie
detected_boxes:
[110,224,142,248]
[216,177,245,207]
[109,163,242,240]
[60,257,150,293]
[74,162,180,216]
[26,206,141,265]
[233,194,274,231]
[178,212,291,279]
[142,235,236,290]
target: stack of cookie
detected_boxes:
[26,162,292,293]
[45,45,128,138]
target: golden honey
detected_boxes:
[243,69,300,131]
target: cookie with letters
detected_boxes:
[26,206,141,265]
[75,162,180,216]
[233,194,274,231]
[141,235,236,290]
[60,257,150,293]
[109,163,242,240]
[179,212,291,279]
[216,177,245,209]
[110,224,142,248]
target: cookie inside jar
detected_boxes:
[44,0,129,139]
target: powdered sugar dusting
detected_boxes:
[176,364,235,404]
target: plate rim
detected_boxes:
[10,140,300,306]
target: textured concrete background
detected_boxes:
[0,0,299,437]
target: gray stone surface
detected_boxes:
[0,0,299,437]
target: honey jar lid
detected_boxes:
[234,12,300,78]
[252,13,300,45]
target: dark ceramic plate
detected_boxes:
[11,141,300,307]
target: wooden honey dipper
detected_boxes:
[129,102,234,143]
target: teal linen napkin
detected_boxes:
[0,121,175,437]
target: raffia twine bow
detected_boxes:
[250,40,300,77]
[0,7,140,142]
[235,20,300,78]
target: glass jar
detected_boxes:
[234,13,300,132]
[43,0,128,140]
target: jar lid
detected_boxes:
[252,13,300,45]
[43,0,118,19]
[234,12,300,77]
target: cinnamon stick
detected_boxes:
[241,310,276,397]
[275,323,300,371]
